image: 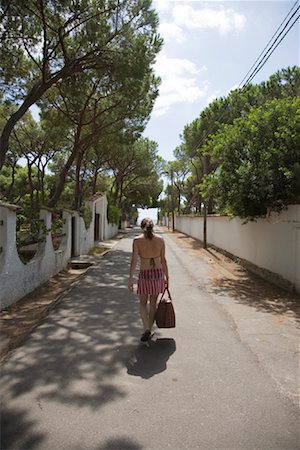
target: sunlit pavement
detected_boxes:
[1,227,299,450]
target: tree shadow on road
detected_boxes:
[209,273,300,326]
[98,436,143,449]
[0,405,45,450]
[0,243,148,448]
[126,338,176,379]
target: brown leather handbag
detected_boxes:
[155,288,176,328]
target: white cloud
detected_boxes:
[151,4,246,116]
[154,83,205,116]
[156,3,246,43]
[153,55,208,116]
[154,0,173,13]
[172,5,246,35]
[159,22,186,43]
[233,12,247,31]
[155,55,203,77]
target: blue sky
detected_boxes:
[144,0,299,162]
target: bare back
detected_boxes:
[134,234,165,270]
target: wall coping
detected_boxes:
[176,213,229,218]
[0,202,21,211]
[176,204,300,221]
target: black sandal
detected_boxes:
[140,330,151,342]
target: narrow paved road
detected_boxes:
[1,228,299,450]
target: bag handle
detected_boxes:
[159,287,172,301]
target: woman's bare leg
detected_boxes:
[149,294,158,330]
[139,294,150,331]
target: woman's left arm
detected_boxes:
[160,239,169,287]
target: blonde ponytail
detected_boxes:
[141,218,154,240]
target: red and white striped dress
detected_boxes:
[137,267,165,295]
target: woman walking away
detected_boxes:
[128,218,169,343]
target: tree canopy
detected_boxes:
[0,0,162,169]
[0,0,164,221]
[201,97,300,218]
[171,66,300,219]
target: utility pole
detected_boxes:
[170,168,175,232]
[165,168,175,232]
[203,200,207,249]
[202,155,209,249]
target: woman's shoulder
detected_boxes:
[153,234,164,243]
[133,234,144,242]
[154,233,163,239]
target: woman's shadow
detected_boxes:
[126,338,176,379]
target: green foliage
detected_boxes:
[164,159,190,213]
[107,204,121,225]
[79,204,93,229]
[16,209,66,251]
[173,66,300,217]
[108,136,163,219]
[0,0,162,171]
[1,165,26,201]
[51,212,66,234]
[89,245,107,256]
[201,97,300,218]
[1,1,163,213]
[16,214,46,249]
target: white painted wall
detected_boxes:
[105,222,119,240]
[79,214,94,255]
[0,205,72,310]
[94,195,118,241]
[175,205,300,293]
[76,195,118,254]
[0,194,119,310]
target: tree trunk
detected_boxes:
[47,121,90,208]
[202,154,210,249]
[7,160,17,198]
[92,167,99,194]
[207,198,213,214]
[0,64,77,170]
[73,151,84,210]
[203,203,207,249]
[177,187,181,213]
[0,83,47,170]
[27,163,34,214]
[40,165,46,205]
[47,150,78,208]
[118,179,124,209]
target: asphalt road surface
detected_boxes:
[1,228,299,450]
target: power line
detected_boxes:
[239,0,299,86]
[241,1,300,87]
[243,12,299,87]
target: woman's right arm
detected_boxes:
[128,238,138,291]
